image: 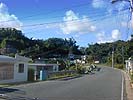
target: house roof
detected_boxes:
[15,54,32,62]
[29,63,59,67]
[0,55,16,63]
[0,54,32,63]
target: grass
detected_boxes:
[0,84,11,87]
[48,73,80,80]
[0,81,40,87]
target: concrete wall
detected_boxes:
[0,62,28,83]
[14,62,28,82]
[28,65,37,71]
[126,60,133,74]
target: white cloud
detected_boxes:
[92,0,105,8]
[0,3,22,29]
[97,32,105,43]
[97,32,113,43]
[127,35,132,40]
[97,29,121,43]
[111,29,121,40]
[60,10,96,34]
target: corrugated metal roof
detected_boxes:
[0,55,16,63]
[15,54,32,62]
[29,63,58,67]
[0,55,32,63]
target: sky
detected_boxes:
[0,0,132,47]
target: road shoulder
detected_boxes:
[122,71,133,100]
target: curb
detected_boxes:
[125,72,133,89]
[48,74,81,80]
[121,70,133,89]
[121,70,133,100]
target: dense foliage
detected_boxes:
[86,37,133,67]
[0,28,132,67]
[0,28,82,59]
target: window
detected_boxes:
[18,64,24,73]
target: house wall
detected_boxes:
[53,65,59,72]
[29,65,59,72]
[28,64,59,80]
[0,63,15,83]
[14,62,28,82]
[0,62,28,83]
[0,63,14,83]
[28,65,37,71]
[125,60,133,74]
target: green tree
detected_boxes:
[1,38,7,48]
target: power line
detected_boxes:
[0,0,107,23]
[127,11,131,40]
[20,8,129,28]
[22,8,129,35]
[0,2,129,30]
[124,11,131,41]
[22,47,60,56]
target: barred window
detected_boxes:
[18,64,24,73]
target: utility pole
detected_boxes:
[122,46,125,69]
[111,0,133,68]
[112,51,114,68]
[129,0,133,9]
[129,0,133,26]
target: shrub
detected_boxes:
[115,64,124,69]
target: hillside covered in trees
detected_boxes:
[0,28,82,59]
[86,36,133,68]
[0,28,132,67]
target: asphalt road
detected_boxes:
[1,67,123,100]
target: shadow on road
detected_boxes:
[0,87,36,100]
[0,87,19,94]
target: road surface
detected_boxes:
[0,67,124,100]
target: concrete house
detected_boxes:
[0,54,31,83]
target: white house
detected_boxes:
[125,57,133,75]
[0,54,31,83]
